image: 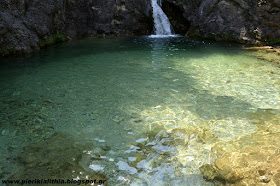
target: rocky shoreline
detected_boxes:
[1,0,280,56]
[244,46,280,66]
[0,0,279,56]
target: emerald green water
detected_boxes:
[1,37,280,185]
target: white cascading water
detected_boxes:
[151,0,174,36]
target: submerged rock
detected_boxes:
[200,120,280,185]
[10,132,107,185]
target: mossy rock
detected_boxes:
[9,132,107,185]
[187,27,242,43]
[39,34,67,48]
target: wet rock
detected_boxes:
[93,147,106,156]
[131,153,145,167]
[116,161,137,174]
[259,175,271,183]
[90,154,102,160]
[258,169,266,176]
[79,153,92,171]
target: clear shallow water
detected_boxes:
[0,37,280,185]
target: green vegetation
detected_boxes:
[39,34,67,47]
[248,31,261,40]
[188,26,241,43]
[0,49,12,56]
[263,38,280,45]
[204,32,241,43]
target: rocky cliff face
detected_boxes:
[0,0,153,55]
[1,0,280,56]
[163,0,280,44]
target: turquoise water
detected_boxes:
[1,37,280,185]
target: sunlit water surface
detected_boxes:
[1,37,280,185]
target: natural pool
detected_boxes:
[0,36,280,185]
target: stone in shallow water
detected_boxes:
[208,118,257,141]
[201,128,280,185]
[9,132,107,185]
[89,164,104,172]
[128,157,137,162]
[116,161,137,174]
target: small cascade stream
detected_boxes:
[151,0,174,36]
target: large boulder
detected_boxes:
[163,0,280,44]
[0,0,153,55]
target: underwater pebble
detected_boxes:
[171,89,179,93]
[94,138,106,143]
[128,157,137,162]
[89,164,104,172]
[145,141,156,146]
[117,176,130,183]
[125,145,140,153]
[137,159,152,169]
[116,161,137,174]
[152,144,171,153]
[136,138,147,143]
[92,147,106,156]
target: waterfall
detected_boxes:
[151,0,174,36]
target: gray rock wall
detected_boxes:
[163,0,280,44]
[0,0,153,55]
[1,0,280,56]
